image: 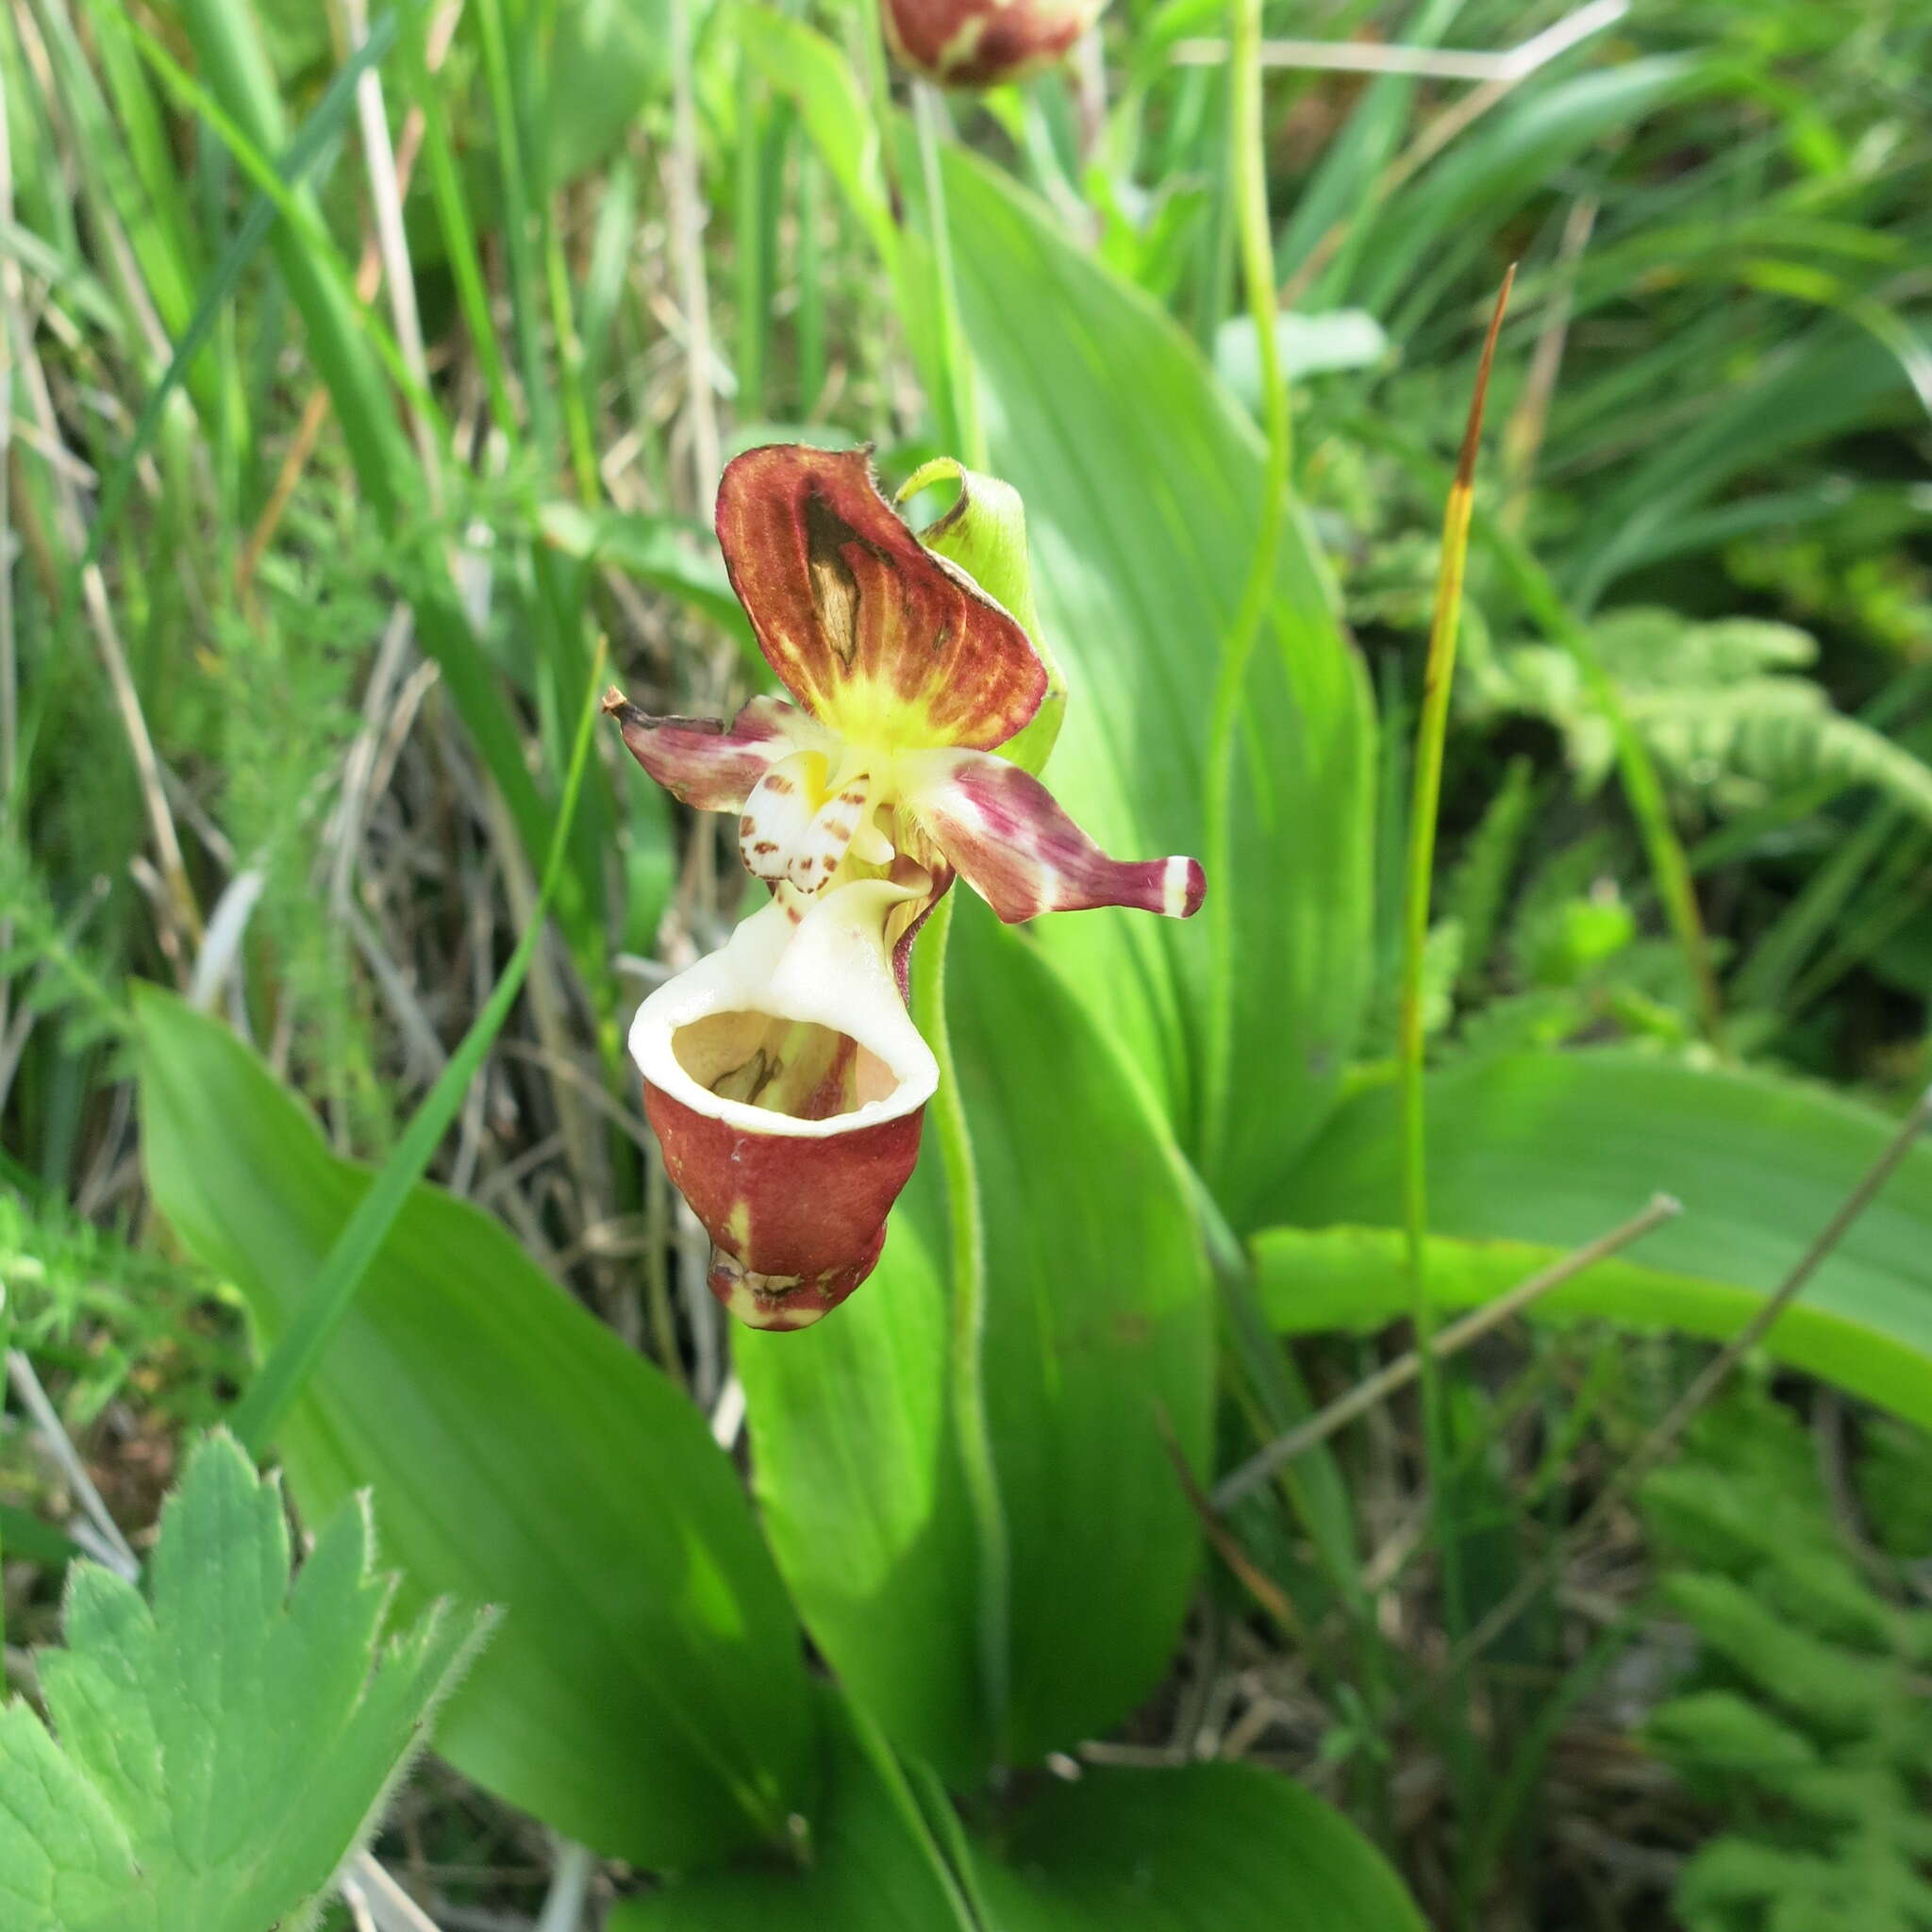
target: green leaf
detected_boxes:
[738,900,1214,1782]
[1359,58,1697,323]
[1638,1390,1932,1932]
[0,1503,86,1571]
[135,992,815,1870]
[1572,327,1914,608]
[1214,308,1391,404]
[1257,1222,1723,1334]
[973,1760,1426,1931]
[942,147,1376,1218]
[736,1168,978,1779]
[542,0,678,183]
[1659,1574,1893,1739]
[1646,1690,1819,1778]
[0,1431,486,1932]
[735,7,893,263]
[610,1714,1423,1932]
[1257,1051,1932,1427]
[1274,0,1468,295]
[1675,1833,1932,1932]
[608,1688,977,1932]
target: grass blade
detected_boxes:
[229,654,607,1458]
[1199,0,1292,1176]
[79,12,398,576]
[1397,264,1511,1741]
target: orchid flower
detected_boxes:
[610,444,1203,1331]
[882,0,1108,88]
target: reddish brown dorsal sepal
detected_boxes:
[715,444,1047,752]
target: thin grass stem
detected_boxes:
[394,0,517,435]
[912,83,983,469]
[1174,1,1629,79]
[1397,269,1512,1798]
[1199,0,1291,1179]
[737,47,768,423]
[1215,1191,1678,1509]
[668,0,720,500]
[341,0,435,477]
[908,82,1008,1770]
[796,146,826,415]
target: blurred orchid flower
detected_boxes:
[882,0,1107,89]
[609,444,1202,1330]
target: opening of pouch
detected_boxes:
[671,1009,901,1121]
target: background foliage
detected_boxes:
[4,0,1929,1926]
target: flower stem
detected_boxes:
[1398,271,1512,1792]
[909,83,1009,1767]
[912,889,1010,1763]
[912,81,985,471]
[1200,0,1290,1176]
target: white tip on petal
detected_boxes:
[1161,854,1195,919]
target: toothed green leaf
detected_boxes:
[0,1431,489,1932]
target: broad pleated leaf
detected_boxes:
[1260,1051,1932,1426]
[736,1164,981,1779]
[134,991,814,1870]
[611,1721,1422,1932]
[608,1689,976,1932]
[974,1760,1427,1931]
[944,149,1376,1218]
[739,898,1213,1783]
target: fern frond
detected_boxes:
[1477,607,1932,827]
[1633,681,1932,825]
[1591,608,1817,687]
[1641,1389,1932,1932]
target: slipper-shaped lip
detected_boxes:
[627,881,939,1138]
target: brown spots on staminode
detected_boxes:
[762,774,794,795]
[752,841,779,856]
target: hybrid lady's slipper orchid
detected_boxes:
[883,0,1108,88]
[611,444,1203,1331]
